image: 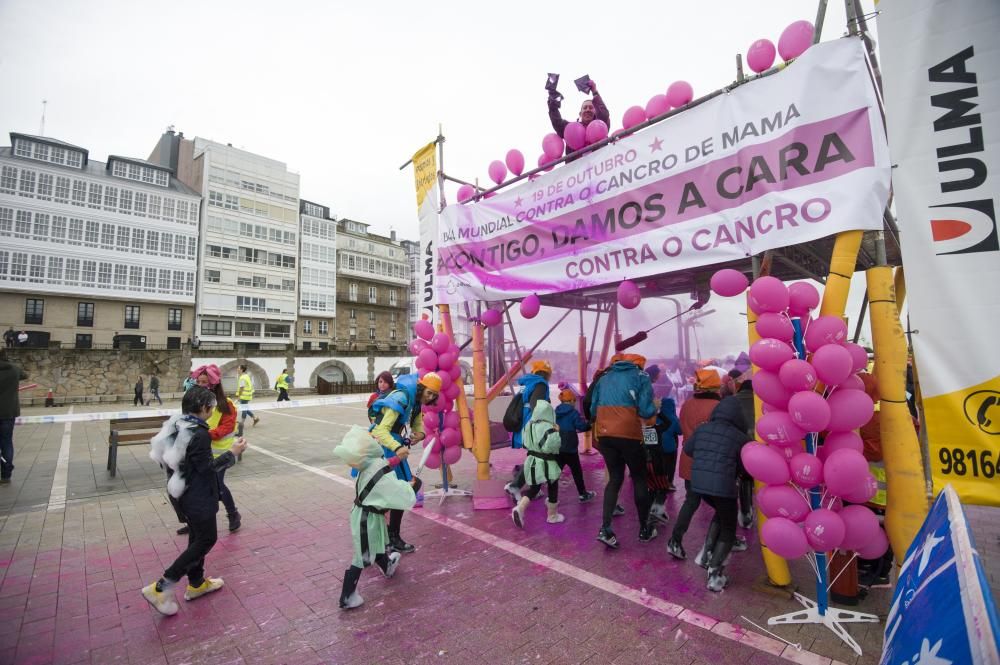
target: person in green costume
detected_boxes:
[511,400,566,529]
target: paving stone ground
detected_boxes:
[0,398,996,665]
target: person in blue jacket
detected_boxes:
[648,383,681,524]
[554,389,596,502]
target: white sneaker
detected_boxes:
[340,591,364,609]
[511,496,529,529]
[732,536,749,552]
[381,551,401,579]
[707,567,729,592]
[142,582,179,616]
[504,482,522,503]
[546,501,565,524]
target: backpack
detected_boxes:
[502,392,525,433]
[583,367,612,421]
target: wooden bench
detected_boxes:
[108,415,169,477]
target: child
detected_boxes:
[143,386,248,615]
[554,389,596,502]
[334,426,421,610]
[512,400,565,528]
[649,384,681,523]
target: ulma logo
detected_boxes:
[930,199,998,255]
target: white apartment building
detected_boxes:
[150,131,300,347]
[0,132,200,348]
[401,239,421,330]
[298,199,337,350]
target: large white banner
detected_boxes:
[435,38,890,304]
[412,142,438,322]
[879,0,1000,507]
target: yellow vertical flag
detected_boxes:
[412,142,437,210]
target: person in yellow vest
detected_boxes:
[236,364,260,427]
[176,364,242,535]
[275,368,292,402]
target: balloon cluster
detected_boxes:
[408,319,464,469]
[710,269,890,563]
[745,20,815,74]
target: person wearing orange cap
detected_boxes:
[369,372,440,553]
[503,360,553,502]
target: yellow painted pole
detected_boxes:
[438,304,475,449]
[893,266,906,315]
[867,267,928,558]
[818,231,863,317]
[748,299,793,587]
[579,333,593,453]
[471,321,491,480]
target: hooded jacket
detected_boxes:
[512,373,550,449]
[522,401,562,486]
[0,360,27,420]
[678,392,722,480]
[369,373,425,456]
[589,360,656,441]
[554,402,590,453]
[150,414,237,519]
[683,396,748,499]
[655,397,681,453]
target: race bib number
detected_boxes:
[642,427,658,446]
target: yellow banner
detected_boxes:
[412,142,437,209]
[926,374,1000,506]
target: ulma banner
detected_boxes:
[412,141,439,322]
[879,0,1000,506]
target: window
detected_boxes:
[18,169,36,195]
[65,259,80,283]
[24,298,44,324]
[177,200,189,221]
[33,143,48,161]
[303,320,313,334]
[131,228,145,250]
[51,148,65,165]
[134,192,147,215]
[77,302,94,326]
[264,324,290,339]
[172,270,184,292]
[113,161,127,178]
[149,194,161,217]
[37,173,53,199]
[84,221,99,246]
[0,208,10,234]
[113,264,126,286]
[155,171,168,187]
[81,260,96,284]
[128,266,142,288]
[98,262,112,287]
[55,176,70,201]
[389,290,398,306]
[116,225,130,250]
[32,213,49,240]
[319,321,328,335]
[168,308,182,331]
[144,267,156,290]
[124,305,140,329]
[236,296,266,312]
[119,189,132,213]
[15,211,31,238]
[10,252,27,280]
[208,191,223,207]
[75,334,92,349]
[48,257,63,281]
[68,218,83,244]
[163,198,175,219]
[235,322,260,337]
[390,328,396,340]
[100,223,115,249]
[349,282,358,301]
[1,166,17,192]
[14,140,31,157]
[158,269,170,291]
[368,311,376,323]
[175,235,186,257]
[128,163,139,181]
[368,286,377,303]
[87,182,102,207]
[201,320,232,336]
[29,255,45,282]
[103,186,118,209]
[161,232,173,255]
[205,269,220,283]
[369,328,376,340]
[72,180,86,204]
[167,336,180,349]
[147,230,159,253]
[349,308,356,320]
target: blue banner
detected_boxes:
[881,486,1000,664]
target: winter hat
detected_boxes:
[190,364,222,387]
[558,388,576,403]
[531,360,553,375]
[611,353,646,369]
[646,364,662,382]
[694,368,722,392]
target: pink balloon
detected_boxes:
[756,411,804,447]
[487,160,507,186]
[749,276,790,314]
[823,449,870,497]
[409,338,430,356]
[505,149,525,177]
[789,452,824,489]
[414,320,435,341]
[585,119,609,145]
[818,431,864,462]
[756,312,794,341]
[617,280,641,309]
[741,443,791,485]
[542,133,564,160]
[444,383,460,400]
[839,505,881,550]
[424,448,442,469]
[442,445,462,466]
[645,94,670,119]
[448,344,460,357]
[439,397,454,412]
[761,401,780,415]
[443,411,460,430]
[431,332,451,354]
[750,338,795,372]
[761,517,810,558]
[520,294,541,319]
[804,316,848,352]
[804,509,846,551]
[437,352,456,371]
[666,80,694,108]
[423,412,439,431]
[842,343,869,373]
[480,309,502,327]
[787,391,831,433]
[843,473,878,504]
[710,269,749,297]
[564,122,586,150]
[839,374,865,392]
[440,427,461,449]
[437,371,453,392]
[622,105,647,130]
[416,348,438,371]
[448,364,462,381]
[778,20,815,61]
[746,38,777,73]
[855,527,890,559]
[758,486,811,522]
[456,184,475,203]
[753,370,792,409]
[417,368,429,379]
[826,388,875,432]
[811,344,853,386]
[779,359,818,392]
[788,282,820,317]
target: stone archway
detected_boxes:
[310,359,355,387]
[218,359,268,394]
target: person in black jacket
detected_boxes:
[142,387,248,615]
[548,80,611,158]
[666,396,747,592]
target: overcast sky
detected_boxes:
[0,0,882,358]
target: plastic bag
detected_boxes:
[333,425,383,467]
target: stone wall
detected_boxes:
[6,346,192,405]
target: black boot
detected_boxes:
[228,511,242,532]
[339,567,364,609]
[388,534,415,554]
[695,520,722,568]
